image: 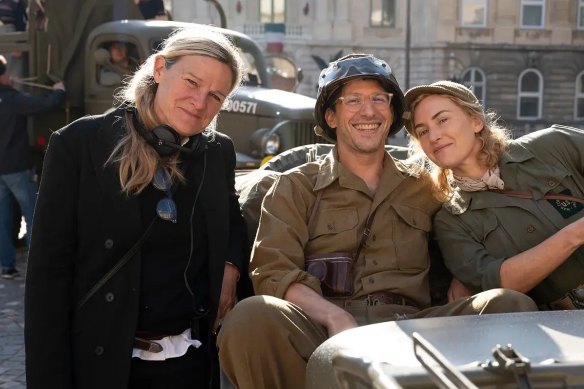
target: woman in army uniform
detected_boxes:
[403,80,584,310]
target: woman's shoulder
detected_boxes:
[209,130,234,146]
[53,110,116,141]
[512,124,583,151]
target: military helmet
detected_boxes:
[314,54,405,142]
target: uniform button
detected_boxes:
[412,219,417,226]
[368,277,375,284]
[547,179,557,187]
[372,260,378,266]
[95,346,104,356]
[104,239,114,249]
[105,292,115,302]
[327,223,335,232]
[527,225,536,233]
[372,234,377,242]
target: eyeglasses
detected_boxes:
[153,167,177,223]
[336,92,393,112]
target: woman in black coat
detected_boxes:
[25,26,246,389]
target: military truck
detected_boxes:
[0,0,318,170]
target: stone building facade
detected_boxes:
[171,0,584,135]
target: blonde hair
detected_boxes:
[406,93,510,202]
[109,26,245,194]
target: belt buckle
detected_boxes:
[135,336,163,353]
[146,340,163,353]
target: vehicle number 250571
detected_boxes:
[223,100,258,115]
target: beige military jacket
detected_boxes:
[250,147,440,309]
[434,125,584,305]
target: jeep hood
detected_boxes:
[232,86,316,120]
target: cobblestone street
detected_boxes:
[0,252,26,388]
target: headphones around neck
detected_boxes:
[129,108,203,157]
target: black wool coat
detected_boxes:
[24,109,245,389]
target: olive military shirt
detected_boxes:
[250,147,441,309]
[434,125,584,304]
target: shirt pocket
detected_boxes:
[308,207,359,254]
[392,205,432,271]
[477,212,498,242]
[477,208,545,257]
[470,211,509,258]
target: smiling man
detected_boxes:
[217,55,538,389]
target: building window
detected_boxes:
[521,0,545,28]
[517,69,543,119]
[370,0,396,27]
[575,71,584,119]
[579,0,584,29]
[260,0,285,23]
[461,0,487,27]
[461,67,486,104]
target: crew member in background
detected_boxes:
[0,0,28,86]
[135,0,169,20]
[0,54,65,279]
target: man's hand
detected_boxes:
[52,81,65,91]
[447,277,473,302]
[325,309,359,337]
[214,262,240,333]
[284,283,358,337]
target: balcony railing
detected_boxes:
[243,23,310,41]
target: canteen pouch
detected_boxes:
[305,253,354,296]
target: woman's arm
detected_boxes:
[499,216,584,292]
[25,131,79,389]
[435,207,584,294]
[215,135,245,328]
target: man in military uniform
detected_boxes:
[217,54,538,389]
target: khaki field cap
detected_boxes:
[403,80,479,120]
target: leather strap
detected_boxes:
[365,291,416,307]
[540,284,584,311]
[133,336,163,353]
[354,207,378,262]
[489,189,584,205]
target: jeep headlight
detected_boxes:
[263,133,280,155]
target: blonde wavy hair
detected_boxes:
[406,93,510,202]
[108,26,244,195]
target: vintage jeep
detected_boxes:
[306,310,584,388]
